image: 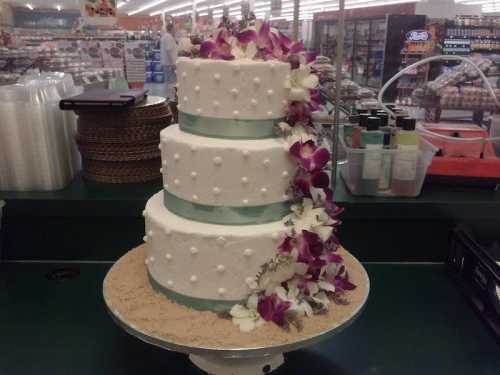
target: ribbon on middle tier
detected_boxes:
[164,190,290,225]
[179,111,284,139]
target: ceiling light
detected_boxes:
[56,5,62,11]
[129,0,171,16]
[26,3,33,10]
[150,0,205,16]
[117,1,126,8]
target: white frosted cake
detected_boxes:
[143,58,294,310]
[142,21,354,331]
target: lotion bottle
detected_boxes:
[392,118,420,196]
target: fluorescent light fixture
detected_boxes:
[117,1,126,8]
[26,3,34,10]
[198,11,208,16]
[151,0,205,16]
[172,9,192,16]
[56,4,62,11]
[129,0,171,16]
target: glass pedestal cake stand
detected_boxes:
[103,250,369,375]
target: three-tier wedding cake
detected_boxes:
[142,20,354,332]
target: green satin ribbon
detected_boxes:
[148,272,240,312]
[179,111,284,139]
[164,190,290,225]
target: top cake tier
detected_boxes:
[176,58,290,120]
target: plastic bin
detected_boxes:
[448,226,500,344]
[339,127,438,197]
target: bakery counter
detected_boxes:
[1,260,498,375]
[1,175,499,262]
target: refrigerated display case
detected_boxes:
[315,14,426,95]
[316,16,387,88]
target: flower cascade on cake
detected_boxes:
[198,17,356,332]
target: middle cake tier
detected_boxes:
[160,125,297,213]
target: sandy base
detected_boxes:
[103,245,369,349]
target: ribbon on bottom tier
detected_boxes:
[148,272,240,312]
[179,111,284,139]
[164,190,290,225]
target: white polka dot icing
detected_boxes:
[244,248,253,257]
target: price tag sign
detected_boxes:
[81,0,117,26]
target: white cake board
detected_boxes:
[103,250,369,375]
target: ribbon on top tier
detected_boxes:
[164,190,290,225]
[179,111,284,139]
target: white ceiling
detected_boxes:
[5,0,500,17]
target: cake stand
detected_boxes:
[103,249,369,375]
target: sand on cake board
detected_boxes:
[103,245,369,350]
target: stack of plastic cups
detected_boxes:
[0,73,82,191]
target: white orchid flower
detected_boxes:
[259,256,309,296]
[275,286,313,318]
[285,64,319,102]
[311,291,330,309]
[231,39,258,60]
[230,294,265,332]
[279,122,317,145]
[286,198,335,242]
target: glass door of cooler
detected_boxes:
[318,22,336,63]
[344,21,355,80]
[367,18,387,88]
[352,20,370,86]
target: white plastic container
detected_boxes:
[339,128,438,197]
[0,73,81,191]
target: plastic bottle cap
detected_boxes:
[398,118,416,131]
[366,116,382,131]
[349,115,360,124]
[376,112,389,127]
[396,116,410,127]
[359,114,371,128]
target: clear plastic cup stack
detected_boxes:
[0,73,82,191]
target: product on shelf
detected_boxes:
[125,41,147,87]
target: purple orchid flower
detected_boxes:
[256,22,274,53]
[324,188,344,219]
[277,236,294,254]
[292,171,330,200]
[297,230,323,263]
[236,29,257,44]
[200,29,234,60]
[290,140,331,173]
[305,51,317,64]
[326,250,343,264]
[328,265,356,292]
[257,294,291,327]
[308,89,323,111]
[286,101,313,127]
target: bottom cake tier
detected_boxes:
[144,191,287,311]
